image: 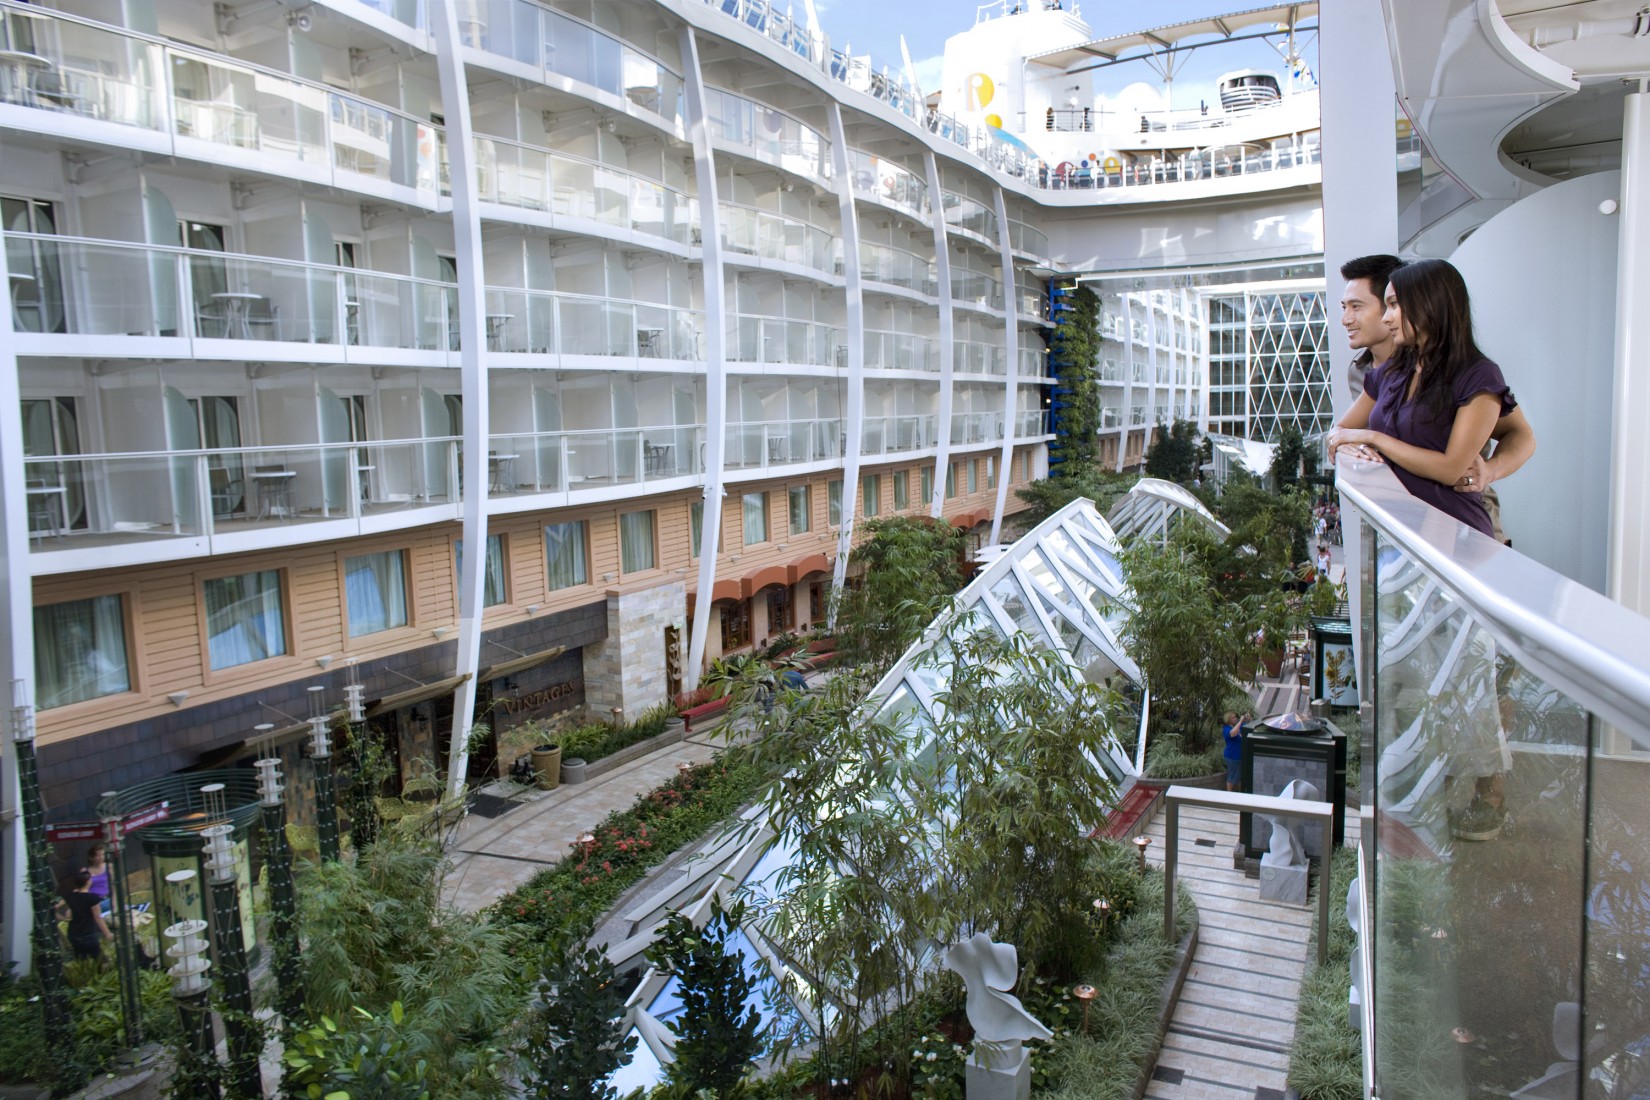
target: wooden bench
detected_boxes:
[678,695,731,733]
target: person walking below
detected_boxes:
[1223,712,1249,793]
[56,869,113,961]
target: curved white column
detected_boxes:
[988,186,1019,545]
[681,25,728,691]
[431,1,490,797]
[925,152,956,522]
[1609,88,1650,615]
[829,103,865,598]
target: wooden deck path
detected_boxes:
[1137,801,1359,1100]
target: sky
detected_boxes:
[808,0,1319,112]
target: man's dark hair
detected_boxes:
[1340,254,1405,297]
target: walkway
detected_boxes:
[1139,799,1359,1100]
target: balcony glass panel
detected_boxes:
[1018,347,1047,376]
[0,4,164,128]
[474,136,696,245]
[718,202,838,273]
[170,54,327,164]
[482,286,702,360]
[863,329,936,372]
[954,340,1006,376]
[859,415,935,456]
[703,87,830,181]
[941,192,996,240]
[951,269,1003,309]
[724,419,841,468]
[858,241,935,296]
[725,314,842,367]
[847,149,928,216]
[949,411,1004,445]
[1009,221,1049,256]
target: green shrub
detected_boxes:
[284,1002,431,1100]
[649,897,763,1096]
[1287,846,1361,1100]
[521,944,636,1100]
[1144,733,1225,779]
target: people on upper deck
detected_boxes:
[1331,255,1536,541]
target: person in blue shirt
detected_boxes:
[1223,711,1250,792]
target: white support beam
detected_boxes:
[925,152,955,522]
[1609,88,1650,616]
[829,104,865,598]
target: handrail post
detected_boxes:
[1163,797,1179,946]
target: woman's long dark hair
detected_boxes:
[1386,258,1486,423]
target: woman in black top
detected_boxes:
[55,870,112,960]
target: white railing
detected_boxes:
[860,414,937,456]
[941,191,997,240]
[858,241,936,296]
[474,135,697,245]
[481,285,703,360]
[848,148,929,216]
[952,269,1004,310]
[724,418,843,469]
[954,339,1007,376]
[0,2,445,199]
[703,86,832,182]
[4,232,457,351]
[718,202,840,274]
[864,329,938,372]
[724,313,842,368]
[949,410,1005,445]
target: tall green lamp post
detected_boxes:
[200,783,261,1097]
[98,796,143,1048]
[253,724,302,1023]
[10,679,71,1045]
[306,686,341,863]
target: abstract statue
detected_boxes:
[942,933,1051,1100]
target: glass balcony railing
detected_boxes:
[949,411,1004,445]
[718,202,840,274]
[1009,220,1049,257]
[455,0,683,126]
[1129,405,1147,426]
[0,2,444,199]
[487,425,703,489]
[1016,410,1050,436]
[952,269,1004,310]
[858,241,935,296]
[22,440,458,552]
[1100,408,1122,429]
[1337,462,1650,1100]
[860,414,936,456]
[475,136,697,245]
[863,329,938,372]
[1018,290,1048,320]
[480,286,703,360]
[1018,347,1047,377]
[703,87,831,182]
[942,192,997,241]
[4,232,458,351]
[725,314,843,368]
[355,0,427,30]
[1040,136,1321,191]
[954,339,1007,376]
[847,149,928,217]
[724,418,842,469]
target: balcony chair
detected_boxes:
[208,466,244,519]
[24,478,63,540]
[243,298,280,340]
[195,304,229,339]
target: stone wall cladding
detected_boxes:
[583,580,686,718]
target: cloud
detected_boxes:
[912,54,944,94]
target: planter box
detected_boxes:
[560,725,686,785]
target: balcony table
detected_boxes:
[636,327,663,358]
[250,469,296,521]
[211,291,266,340]
[0,51,51,108]
[485,312,513,351]
[487,453,518,492]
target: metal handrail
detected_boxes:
[1337,461,1650,741]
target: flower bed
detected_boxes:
[492,755,772,951]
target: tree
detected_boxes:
[833,516,967,676]
[1270,425,1306,486]
[1012,465,1136,531]
[522,944,636,1100]
[1144,419,1200,483]
[931,627,1123,982]
[648,897,763,1097]
[1048,283,1103,473]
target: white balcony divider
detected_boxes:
[480,285,703,360]
[717,201,840,274]
[474,134,698,245]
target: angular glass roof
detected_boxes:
[1106,476,1229,546]
[612,498,1148,1085]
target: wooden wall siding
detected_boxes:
[28,445,1045,746]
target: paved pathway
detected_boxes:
[1139,800,1358,1100]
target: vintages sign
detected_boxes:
[496,679,580,716]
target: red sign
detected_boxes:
[122,801,170,831]
[45,821,102,844]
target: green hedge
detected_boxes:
[1287,846,1361,1100]
[491,755,770,953]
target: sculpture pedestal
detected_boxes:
[1259,854,1309,905]
[965,1041,1031,1100]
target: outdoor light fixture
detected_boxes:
[344,658,365,723]
[167,690,190,708]
[1093,897,1111,929]
[307,685,331,759]
[164,919,211,996]
[432,626,450,640]
[1133,834,1152,871]
[315,655,333,670]
[525,604,541,615]
[1073,983,1097,1033]
[9,679,33,743]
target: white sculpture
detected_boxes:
[1259,778,1320,905]
[942,934,1051,1100]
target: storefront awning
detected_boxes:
[787,552,831,583]
[741,565,790,599]
[477,646,567,684]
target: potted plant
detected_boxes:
[530,741,561,790]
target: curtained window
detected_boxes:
[828,480,842,526]
[35,594,129,708]
[455,536,507,607]
[689,502,703,558]
[862,474,879,517]
[921,466,934,504]
[620,510,655,573]
[345,551,408,637]
[968,460,978,494]
[893,470,909,510]
[205,570,287,669]
[788,486,809,533]
[743,492,767,546]
[545,521,588,590]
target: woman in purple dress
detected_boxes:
[1325,258,1515,538]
